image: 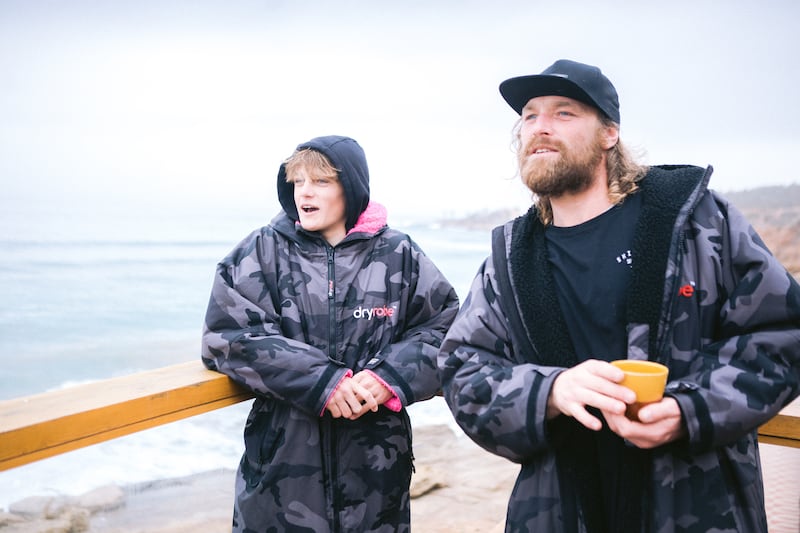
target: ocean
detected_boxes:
[0,200,493,510]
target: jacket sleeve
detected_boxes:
[437,257,564,463]
[201,228,349,417]
[670,192,800,452]
[364,241,459,407]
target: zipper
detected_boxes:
[324,246,343,532]
[654,172,707,361]
[655,230,684,360]
[326,246,344,366]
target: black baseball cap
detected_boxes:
[499,59,620,124]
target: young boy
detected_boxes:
[202,135,458,532]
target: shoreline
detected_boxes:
[4,425,796,532]
[0,424,519,533]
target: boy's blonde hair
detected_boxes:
[283,149,340,181]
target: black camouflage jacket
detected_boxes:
[202,136,458,532]
[439,165,800,532]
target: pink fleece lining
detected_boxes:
[321,369,353,416]
[347,202,387,236]
[363,369,402,412]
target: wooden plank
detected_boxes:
[758,397,800,449]
[0,361,254,471]
[0,360,797,472]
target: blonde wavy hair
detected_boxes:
[283,148,340,182]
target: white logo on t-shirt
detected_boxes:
[616,249,633,268]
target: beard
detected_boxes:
[518,133,605,198]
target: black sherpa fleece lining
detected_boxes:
[506,164,708,365]
[509,208,577,366]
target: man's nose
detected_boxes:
[530,114,553,135]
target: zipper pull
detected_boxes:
[327,247,335,299]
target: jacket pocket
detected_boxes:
[241,399,287,486]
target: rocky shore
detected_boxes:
[0,424,519,533]
[3,424,797,532]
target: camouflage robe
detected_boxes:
[203,205,458,532]
[439,165,800,532]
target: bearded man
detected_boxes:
[438,59,800,532]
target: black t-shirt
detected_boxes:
[545,193,642,362]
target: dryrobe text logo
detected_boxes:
[353,305,396,320]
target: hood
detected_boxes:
[277,135,370,232]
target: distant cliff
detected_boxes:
[723,185,800,277]
[439,184,800,278]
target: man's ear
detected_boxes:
[601,124,620,150]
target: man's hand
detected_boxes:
[602,397,686,448]
[547,359,635,431]
[325,377,378,419]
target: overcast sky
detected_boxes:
[1,0,799,229]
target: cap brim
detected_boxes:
[499,75,598,116]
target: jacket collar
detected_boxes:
[270,201,388,248]
[627,165,711,354]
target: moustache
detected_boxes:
[519,137,565,160]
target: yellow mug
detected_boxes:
[610,360,669,421]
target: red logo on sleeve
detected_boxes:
[678,283,695,298]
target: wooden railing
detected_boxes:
[758,396,800,448]
[0,361,254,471]
[0,360,798,472]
